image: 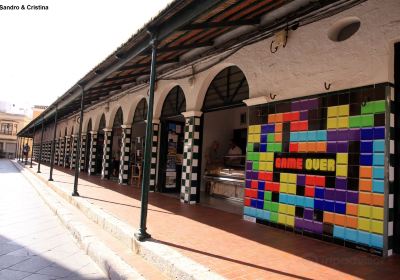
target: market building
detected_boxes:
[18,0,400,257]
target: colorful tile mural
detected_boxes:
[244,86,388,255]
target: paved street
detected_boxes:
[0,159,106,280]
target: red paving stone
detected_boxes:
[25,162,400,280]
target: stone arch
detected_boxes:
[107,105,125,129]
[98,114,106,131]
[154,82,185,119]
[125,94,148,124]
[160,86,186,119]
[86,118,92,132]
[133,98,148,124]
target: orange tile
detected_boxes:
[324,212,334,224]
[307,142,316,152]
[334,214,346,226]
[275,133,282,142]
[298,142,307,152]
[372,194,384,206]
[275,113,283,123]
[346,203,358,216]
[316,142,327,152]
[359,192,372,205]
[275,122,282,132]
[268,114,276,123]
[359,166,372,179]
[359,179,372,192]
[346,216,358,229]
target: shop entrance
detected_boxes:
[158,86,186,194]
[200,66,249,214]
[84,119,92,172]
[95,114,106,174]
[129,98,147,187]
[110,108,123,181]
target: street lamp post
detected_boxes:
[72,86,85,196]
[49,105,58,181]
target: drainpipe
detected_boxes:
[49,104,58,181]
[135,30,157,241]
[37,118,44,173]
[30,125,36,168]
[72,85,85,196]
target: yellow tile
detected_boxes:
[286,215,295,227]
[266,162,274,172]
[248,125,254,134]
[278,214,286,225]
[253,125,261,133]
[327,118,338,129]
[336,165,348,177]
[358,205,372,218]
[287,184,296,194]
[266,152,274,162]
[280,173,288,183]
[358,218,371,232]
[253,134,261,143]
[338,105,350,116]
[372,207,384,220]
[259,153,268,161]
[259,162,267,171]
[287,205,295,216]
[288,173,297,184]
[278,204,287,214]
[280,183,288,193]
[371,220,384,234]
[337,117,349,128]
[327,106,338,117]
[336,153,348,165]
[248,134,255,143]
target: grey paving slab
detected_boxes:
[0,159,106,280]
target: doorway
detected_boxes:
[95,114,106,175]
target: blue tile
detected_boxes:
[257,190,264,200]
[304,197,314,208]
[360,128,373,140]
[360,153,373,166]
[344,228,358,242]
[373,153,384,166]
[279,193,288,204]
[373,167,384,179]
[290,132,298,142]
[260,210,270,220]
[317,130,327,141]
[360,141,373,153]
[244,207,256,217]
[258,181,265,191]
[373,140,385,153]
[299,132,307,142]
[315,187,325,199]
[323,200,335,212]
[335,201,346,214]
[250,199,258,208]
[257,200,264,209]
[357,230,371,246]
[333,225,345,239]
[287,194,295,205]
[371,233,383,248]
[372,180,384,193]
[314,198,324,210]
[308,131,317,142]
[261,134,267,143]
[373,127,385,139]
[295,195,305,207]
[260,143,267,152]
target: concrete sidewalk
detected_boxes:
[22,160,400,280]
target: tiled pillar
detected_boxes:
[149,120,160,191]
[54,139,59,165]
[80,133,87,172]
[64,136,71,168]
[88,131,97,175]
[101,128,112,179]
[180,111,202,204]
[119,124,132,185]
[59,137,65,166]
[70,135,77,169]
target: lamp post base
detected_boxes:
[71,191,80,197]
[134,230,151,242]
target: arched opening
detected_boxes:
[95,114,106,174]
[201,66,249,213]
[110,107,123,180]
[129,98,148,187]
[158,86,186,193]
[84,119,92,172]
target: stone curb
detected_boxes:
[13,161,145,280]
[16,162,226,280]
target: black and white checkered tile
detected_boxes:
[149,122,159,191]
[59,137,65,166]
[180,116,201,204]
[64,136,71,168]
[54,139,59,165]
[70,135,77,169]
[119,126,131,185]
[88,132,97,175]
[80,134,87,172]
[101,129,112,179]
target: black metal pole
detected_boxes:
[49,105,58,181]
[20,137,24,162]
[135,31,157,241]
[16,137,20,161]
[30,125,36,168]
[24,137,28,165]
[72,86,85,196]
[37,119,44,173]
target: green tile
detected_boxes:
[361,102,374,114]
[270,202,279,212]
[247,143,254,152]
[267,133,275,143]
[361,114,374,127]
[246,152,253,161]
[267,143,274,152]
[253,162,259,171]
[264,201,271,210]
[270,212,278,223]
[373,100,386,114]
[274,143,282,152]
[264,191,272,201]
[349,116,361,128]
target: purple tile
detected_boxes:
[337,141,348,152]
[325,189,335,200]
[291,101,300,111]
[347,191,359,204]
[295,218,304,229]
[308,98,319,110]
[335,178,347,189]
[300,110,308,120]
[252,171,259,180]
[349,129,360,141]
[327,142,337,153]
[246,171,252,179]
[327,131,338,141]
[304,208,314,220]
[246,180,251,188]
[297,174,306,186]
[303,219,313,231]
[313,221,323,234]
[262,124,275,134]
[246,162,253,171]
[335,189,346,202]
[337,129,349,141]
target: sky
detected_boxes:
[0,0,171,114]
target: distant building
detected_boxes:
[0,111,31,158]
[32,105,48,119]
